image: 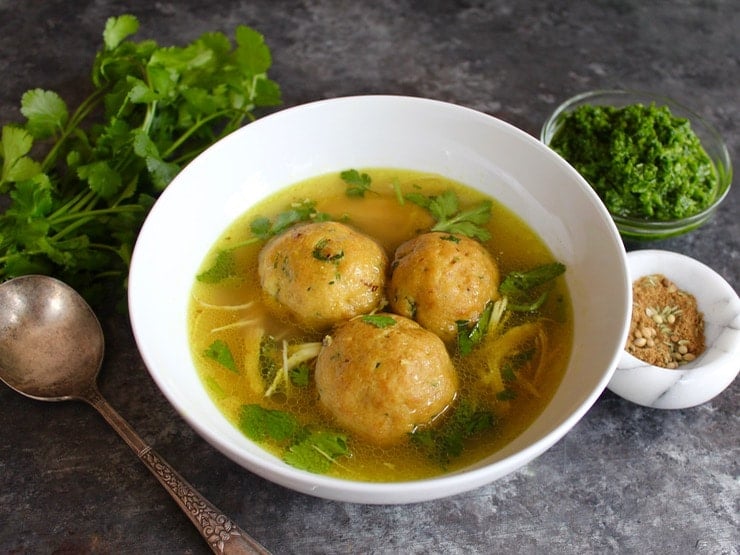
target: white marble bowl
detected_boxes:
[129,96,631,504]
[608,250,740,409]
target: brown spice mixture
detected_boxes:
[626,274,705,369]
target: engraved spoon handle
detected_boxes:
[84,386,271,555]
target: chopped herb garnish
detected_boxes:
[289,362,311,387]
[361,314,397,328]
[312,238,344,262]
[549,103,718,221]
[204,339,238,373]
[406,190,492,241]
[340,169,373,197]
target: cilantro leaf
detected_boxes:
[1,126,41,187]
[239,404,302,443]
[456,300,494,355]
[77,160,123,199]
[340,169,373,197]
[283,431,349,473]
[239,404,350,474]
[20,89,69,139]
[196,249,237,283]
[249,200,329,240]
[103,14,140,50]
[406,190,492,241]
[234,25,273,75]
[499,262,565,312]
[204,339,238,373]
[499,262,566,295]
[411,400,495,466]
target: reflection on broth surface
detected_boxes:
[188,168,572,481]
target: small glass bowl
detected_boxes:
[541,90,733,241]
[607,249,740,409]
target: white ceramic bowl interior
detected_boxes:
[128,95,631,504]
[608,249,740,409]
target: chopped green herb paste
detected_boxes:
[550,103,718,221]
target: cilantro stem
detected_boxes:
[162,108,251,161]
[41,88,107,172]
[50,205,144,240]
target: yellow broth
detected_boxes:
[188,168,573,481]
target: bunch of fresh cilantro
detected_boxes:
[0,14,281,306]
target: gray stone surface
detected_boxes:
[0,1,737,553]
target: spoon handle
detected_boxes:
[85,387,271,555]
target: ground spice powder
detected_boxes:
[626,274,705,369]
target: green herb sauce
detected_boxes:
[549,103,718,221]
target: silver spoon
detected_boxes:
[0,274,271,555]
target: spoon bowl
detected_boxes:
[0,274,270,554]
[0,275,103,400]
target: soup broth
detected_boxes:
[188,168,573,481]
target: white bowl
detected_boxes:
[608,250,740,409]
[128,95,630,504]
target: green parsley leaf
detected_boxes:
[204,339,238,373]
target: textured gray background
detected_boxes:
[0,1,738,554]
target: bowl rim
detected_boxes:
[540,88,733,231]
[128,94,631,503]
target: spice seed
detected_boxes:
[625,274,705,369]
